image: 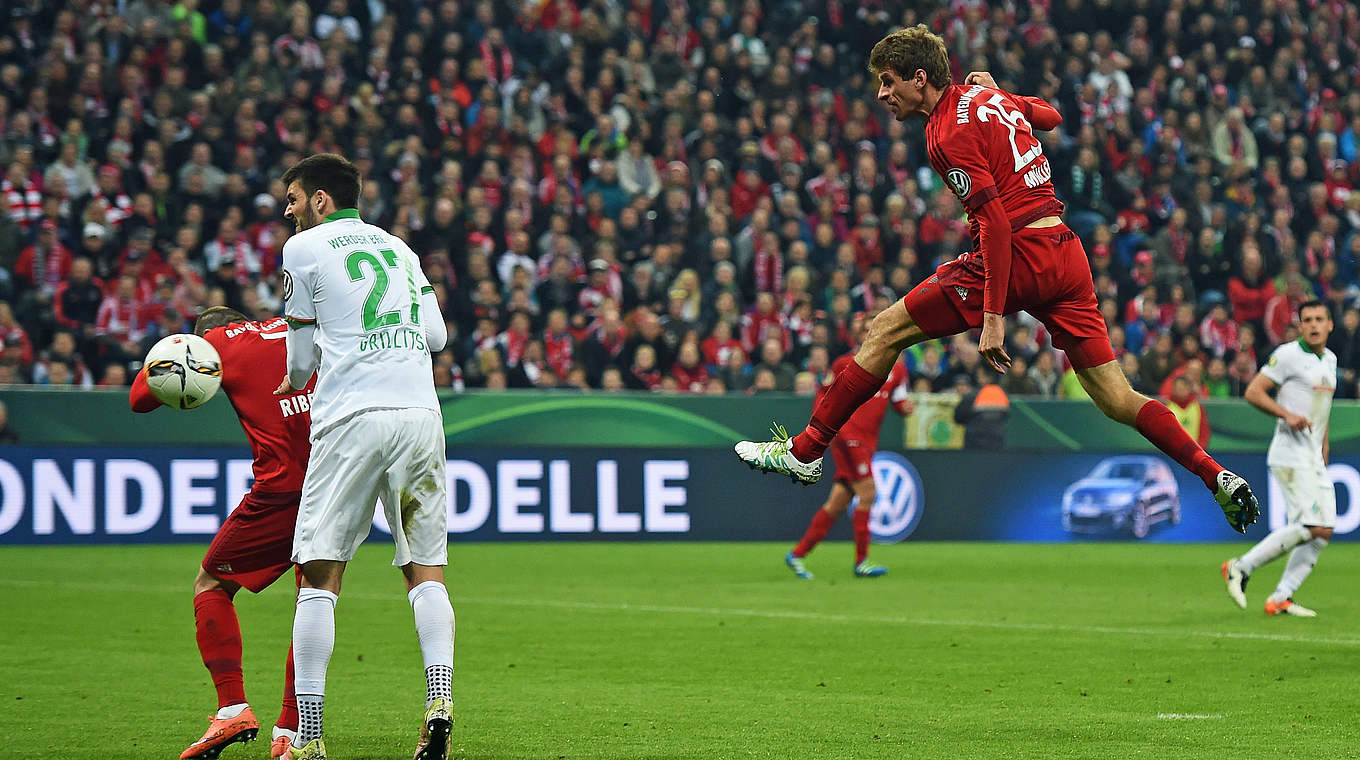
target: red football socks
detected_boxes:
[1135,400,1221,490]
[793,509,837,558]
[852,509,871,565]
[277,643,299,731]
[193,589,247,709]
[791,359,887,462]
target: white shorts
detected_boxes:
[1271,465,1336,528]
[294,407,448,566]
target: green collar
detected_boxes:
[322,208,361,224]
[1298,337,1324,358]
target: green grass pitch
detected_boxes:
[2,542,1358,759]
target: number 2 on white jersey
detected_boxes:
[346,249,421,331]
[975,93,1043,173]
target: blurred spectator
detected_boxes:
[0,400,18,443]
[954,367,1010,450]
[0,0,1354,399]
[1165,375,1210,447]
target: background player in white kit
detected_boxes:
[1222,300,1337,617]
[273,154,455,760]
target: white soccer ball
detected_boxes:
[143,333,223,409]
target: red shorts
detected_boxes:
[202,490,301,593]
[830,438,875,485]
[902,225,1115,370]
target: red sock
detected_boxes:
[276,643,298,731]
[1135,400,1221,490]
[791,360,887,461]
[852,509,871,565]
[193,589,247,709]
[793,509,837,558]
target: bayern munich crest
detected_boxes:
[865,451,925,543]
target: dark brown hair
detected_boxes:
[281,153,361,210]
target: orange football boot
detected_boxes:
[180,706,260,760]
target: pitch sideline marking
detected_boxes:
[1156,713,1225,720]
[4,577,1358,648]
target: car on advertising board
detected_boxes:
[1061,455,1181,539]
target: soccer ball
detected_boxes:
[143,333,223,409]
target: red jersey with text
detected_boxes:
[131,318,316,493]
[823,355,910,448]
[924,84,1064,245]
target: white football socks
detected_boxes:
[1271,537,1327,602]
[293,587,338,745]
[409,581,455,706]
[1237,524,1311,575]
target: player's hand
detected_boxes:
[900,398,916,415]
[965,71,998,89]
[1283,412,1311,432]
[274,375,295,396]
[977,312,1011,373]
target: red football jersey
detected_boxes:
[822,355,910,449]
[924,83,1064,244]
[131,318,316,494]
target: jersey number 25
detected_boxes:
[976,94,1043,173]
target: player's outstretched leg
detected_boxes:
[1076,360,1260,533]
[182,575,260,760]
[736,302,924,483]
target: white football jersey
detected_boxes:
[282,209,438,437]
[1259,339,1336,469]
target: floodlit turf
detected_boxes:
[2,542,1359,759]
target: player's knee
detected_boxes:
[193,569,225,596]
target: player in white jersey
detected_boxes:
[1222,301,1337,617]
[273,154,455,760]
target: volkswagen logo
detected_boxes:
[866,451,924,543]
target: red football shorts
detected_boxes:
[830,438,875,485]
[901,224,1115,370]
[201,489,301,593]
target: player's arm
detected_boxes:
[128,368,163,412]
[936,128,1011,372]
[975,197,1014,372]
[406,242,447,351]
[276,238,319,394]
[1323,422,1329,464]
[963,71,1062,131]
[1243,372,1310,431]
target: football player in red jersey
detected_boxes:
[131,306,317,760]
[737,25,1260,535]
[786,313,913,580]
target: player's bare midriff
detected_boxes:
[1026,216,1062,228]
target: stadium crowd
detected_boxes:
[1,0,1359,402]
